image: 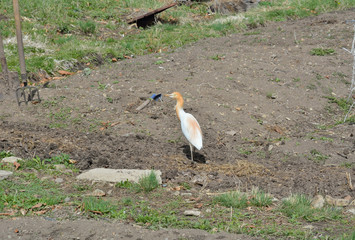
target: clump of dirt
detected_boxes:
[1,10,355,200]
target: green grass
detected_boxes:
[213,189,272,209]
[0,0,354,77]
[279,194,343,222]
[0,172,66,213]
[115,171,159,193]
[310,48,335,56]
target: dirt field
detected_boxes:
[0,9,355,239]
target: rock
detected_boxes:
[325,195,350,207]
[1,156,22,164]
[347,209,355,215]
[225,130,236,136]
[191,174,207,186]
[205,208,212,213]
[90,189,106,197]
[311,195,325,209]
[54,178,64,183]
[183,210,201,217]
[76,168,162,184]
[0,170,13,180]
[64,197,71,203]
[54,164,66,171]
[181,193,192,197]
[303,225,315,230]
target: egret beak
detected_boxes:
[165,93,174,98]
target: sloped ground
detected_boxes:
[0,9,355,239]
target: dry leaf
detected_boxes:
[58,70,74,76]
[33,210,47,215]
[0,212,14,216]
[194,203,204,209]
[69,159,77,164]
[14,229,19,233]
[31,203,44,209]
[20,208,27,216]
[13,161,20,170]
[112,58,117,62]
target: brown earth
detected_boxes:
[1,9,355,239]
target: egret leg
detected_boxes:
[189,143,194,161]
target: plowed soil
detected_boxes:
[1,9,355,239]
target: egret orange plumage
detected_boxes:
[165,92,202,161]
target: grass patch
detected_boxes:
[214,189,272,209]
[310,48,335,56]
[0,0,353,76]
[115,171,159,193]
[0,173,66,214]
[279,194,342,222]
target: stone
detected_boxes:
[325,195,350,207]
[90,189,106,197]
[54,178,64,183]
[76,168,162,184]
[183,210,201,217]
[0,170,13,180]
[54,164,66,171]
[311,195,325,209]
[1,156,22,164]
[225,130,236,136]
[347,209,355,215]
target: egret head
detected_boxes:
[165,92,181,99]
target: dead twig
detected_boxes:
[346,172,354,191]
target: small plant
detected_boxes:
[307,149,329,163]
[248,188,273,207]
[269,77,282,82]
[98,82,107,90]
[106,97,113,103]
[211,54,224,60]
[279,194,342,222]
[0,151,13,159]
[310,48,335,56]
[214,191,248,209]
[239,148,252,155]
[154,60,165,65]
[78,20,96,35]
[133,171,159,193]
[116,179,134,189]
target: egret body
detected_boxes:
[165,92,202,161]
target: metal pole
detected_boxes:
[0,34,9,86]
[13,0,27,86]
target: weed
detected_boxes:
[269,77,282,82]
[249,188,273,207]
[116,179,135,189]
[154,60,165,65]
[279,194,342,222]
[134,171,160,193]
[211,55,224,61]
[292,77,300,82]
[239,148,252,155]
[0,151,13,159]
[0,174,66,213]
[78,20,96,35]
[325,96,352,112]
[307,149,329,163]
[106,97,113,103]
[81,197,126,218]
[97,82,107,90]
[310,48,335,56]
